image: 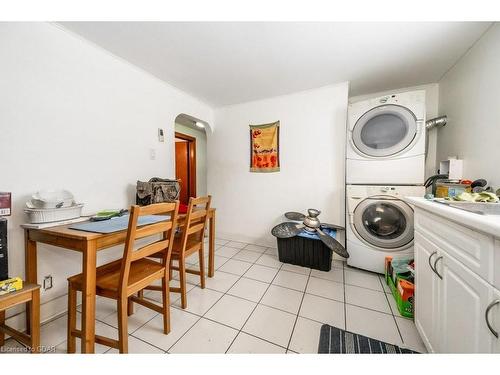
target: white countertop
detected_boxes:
[406,197,500,238]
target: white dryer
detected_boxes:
[346,184,425,274]
[347,90,426,185]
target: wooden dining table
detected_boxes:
[22,207,216,353]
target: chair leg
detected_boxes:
[198,248,206,289]
[30,288,40,353]
[138,290,144,299]
[67,283,77,354]
[169,258,174,281]
[127,296,134,316]
[179,257,187,309]
[0,310,5,347]
[117,298,129,354]
[161,272,171,334]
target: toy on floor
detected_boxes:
[385,256,415,318]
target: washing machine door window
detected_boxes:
[352,104,417,157]
[353,197,414,249]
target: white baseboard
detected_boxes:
[216,231,276,248]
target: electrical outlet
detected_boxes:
[150,148,156,160]
[43,275,53,290]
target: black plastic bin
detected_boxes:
[277,235,333,271]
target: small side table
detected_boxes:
[0,283,40,353]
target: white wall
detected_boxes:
[174,123,207,196]
[208,83,349,247]
[437,23,500,186]
[0,22,213,325]
[349,83,440,179]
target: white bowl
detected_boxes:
[31,189,74,209]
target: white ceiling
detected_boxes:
[59,22,491,107]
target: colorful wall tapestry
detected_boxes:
[249,121,280,173]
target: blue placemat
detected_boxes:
[69,215,170,234]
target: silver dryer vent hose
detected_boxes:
[426,115,447,130]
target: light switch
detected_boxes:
[158,128,164,142]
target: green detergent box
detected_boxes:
[385,256,415,319]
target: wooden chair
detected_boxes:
[170,196,211,309]
[0,283,40,353]
[143,196,211,309]
[66,202,179,353]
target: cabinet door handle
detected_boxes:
[433,256,443,279]
[485,299,500,339]
[428,251,437,273]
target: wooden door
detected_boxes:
[175,132,196,205]
[175,141,189,204]
[414,232,440,353]
[438,251,494,353]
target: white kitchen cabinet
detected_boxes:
[409,197,500,353]
[490,287,500,353]
[414,233,440,353]
[438,251,494,353]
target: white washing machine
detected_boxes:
[346,184,425,274]
[347,90,426,185]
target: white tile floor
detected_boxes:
[1,237,427,354]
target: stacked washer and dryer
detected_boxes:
[346,90,426,274]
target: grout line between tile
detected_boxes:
[297,312,344,330]
[285,267,311,352]
[379,275,404,343]
[344,282,385,293]
[346,301,396,317]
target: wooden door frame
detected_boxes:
[175,132,197,199]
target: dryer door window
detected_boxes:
[352,104,417,157]
[353,198,414,249]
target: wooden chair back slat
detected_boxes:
[188,209,207,221]
[187,223,205,236]
[130,239,170,262]
[137,203,176,216]
[119,201,179,295]
[135,221,173,240]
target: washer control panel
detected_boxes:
[346,185,426,214]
